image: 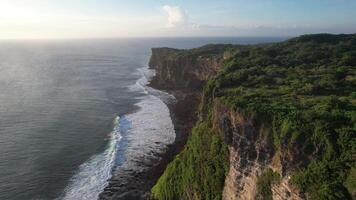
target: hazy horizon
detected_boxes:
[0,36,291,41]
[1,0,356,39]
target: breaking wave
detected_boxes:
[59,116,124,200]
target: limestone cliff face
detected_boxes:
[211,101,304,200]
[148,47,225,90]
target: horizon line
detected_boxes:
[1,32,355,41]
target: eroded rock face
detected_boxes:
[212,101,304,200]
[272,177,304,200]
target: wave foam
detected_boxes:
[59,116,123,200]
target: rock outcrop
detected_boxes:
[149,45,229,91]
[212,100,303,200]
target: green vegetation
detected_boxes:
[204,34,356,199]
[151,122,229,200]
[171,44,238,59]
[152,34,355,200]
[256,169,281,200]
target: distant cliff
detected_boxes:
[149,44,235,90]
[149,34,356,200]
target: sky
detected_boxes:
[0,0,355,39]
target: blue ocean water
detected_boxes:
[0,37,286,200]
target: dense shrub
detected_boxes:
[151,122,229,200]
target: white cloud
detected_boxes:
[162,5,187,28]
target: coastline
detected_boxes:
[99,73,200,200]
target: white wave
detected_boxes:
[126,94,175,151]
[59,116,123,200]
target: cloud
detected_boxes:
[162,5,187,28]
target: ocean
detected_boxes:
[0,37,286,200]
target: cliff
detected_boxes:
[149,34,356,200]
[149,44,235,91]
